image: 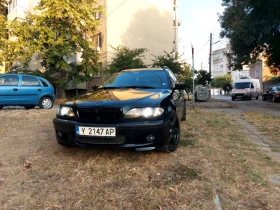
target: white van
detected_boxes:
[231,77,261,100]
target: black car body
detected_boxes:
[262,86,280,102]
[53,67,186,152]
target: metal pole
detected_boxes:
[209,33,212,99]
[192,44,195,109]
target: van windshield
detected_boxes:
[234,82,250,89]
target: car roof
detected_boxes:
[119,67,170,72]
[1,73,39,77]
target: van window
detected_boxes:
[234,82,250,89]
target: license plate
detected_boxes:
[76,126,116,137]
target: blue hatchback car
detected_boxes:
[0,74,56,109]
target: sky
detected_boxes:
[177,0,228,70]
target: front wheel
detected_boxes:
[232,97,235,101]
[39,97,53,109]
[162,111,180,153]
[263,96,266,101]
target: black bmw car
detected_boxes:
[53,67,186,152]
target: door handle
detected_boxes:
[38,89,42,91]
[13,88,18,91]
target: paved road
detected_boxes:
[211,95,280,116]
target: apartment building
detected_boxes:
[249,58,280,91]
[95,0,175,70]
[212,44,249,84]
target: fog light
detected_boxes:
[56,131,63,137]
[146,135,155,142]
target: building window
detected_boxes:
[92,33,102,51]
[8,0,17,13]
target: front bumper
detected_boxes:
[53,118,170,150]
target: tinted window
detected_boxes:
[104,70,169,89]
[22,76,41,86]
[0,75,19,86]
[39,78,49,87]
[234,82,250,89]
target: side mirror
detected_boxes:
[174,83,186,90]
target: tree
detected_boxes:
[151,51,183,74]
[211,74,232,88]
[1,0,102,93]
[0,1,7,66]
[219,0,280,74]
[177,64,193,100]
[105,45,148,74]
[195,70,212,86]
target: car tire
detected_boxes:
[249,94,252,100]
[232,97,235,101]
[0,106,3,110]
[262,96,266,101]
[162,111,180,153]
[39,97,53,109]
[24,106,36,109]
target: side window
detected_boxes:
[22,76,41,86]
[39,78,49,87]
[0,75,19,86]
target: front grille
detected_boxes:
[77,107,123,122]
[76,135,125,145]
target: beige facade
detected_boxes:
[96,0,175,70]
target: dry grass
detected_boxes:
[242,112,280,144]
[0,108,280,209]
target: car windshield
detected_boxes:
[234,82,250,89]
[103,70,169,89]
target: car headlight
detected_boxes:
[125,107,164,119]
[57,106,75,117]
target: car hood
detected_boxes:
[63,88,171,107]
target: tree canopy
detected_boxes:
[151,51,183,74]
[211,74,232,88]
[0,1,7,64]
[219,0,280,74]
[105,45,148,74]
[195,70,212,86]
[0,0,103,88]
